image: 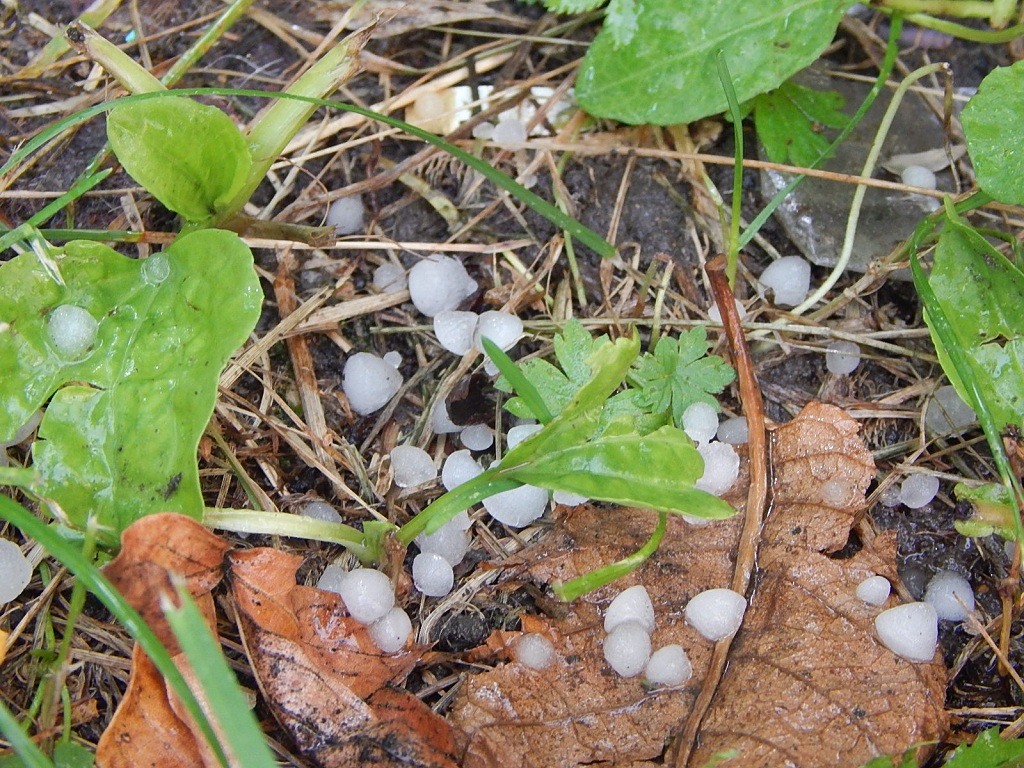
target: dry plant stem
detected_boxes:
[671,254,769,768]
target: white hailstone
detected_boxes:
[416,510,472,566]
[878,483,903,508]
[716,416,748,445]
[412,552,455,597]
[474,311,524,352]
[390,445,436,488]
[431,400,463,434]
[299,500,342,524]
[326,195,365,235]
[0,538,31,604]
[482,483,548,527]
[506,423,543,450]
[685,588,746,641]
[682,402,719,444]
[874,602,938,662]
[335,568,395,624]
[369,606,412,653]
[434,310,479,355]
[342,352,403,415]
[856,575,892,606]
[382,351,402,369]
[926,385,976,434]
[825,340,861,375]
[708,298,747,324]
[408,255,477,317]
[460,424,494,451]
[603,621,652,678]
[759,256,811,307]
[491,116,527,147]
[901,165,938,190]
[694,441,740,497]
[900,474,940,509]
[603,585,656,634]
[472,121,495,140]
[47,304,98,359]
[442,450,484,491]
[553,490,588,507]
[317,564,347,594]
[514,633,556,670]
[373,263,407,293]
[645,645,693,687]
[924,571,975,621]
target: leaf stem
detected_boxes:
[715,52,744,285]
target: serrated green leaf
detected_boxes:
[754,81,846,167]
[605,0,638,47]
[962,61,1024,205]
[107,96,252,223]
[577,0,854,126]
[0,230,262,544]
[943,727,1024,767]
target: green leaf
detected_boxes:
[576,0,854,125]
[107,96,252,223]
[0,230,262,543]
[954,482,1017,540]
[754,80,847,167]
[629,327,736,426]
[53,742,95,768]
[542,0,607,12]
[943,727,1024,767]
[962,61,1024,205]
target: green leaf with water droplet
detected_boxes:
[962,61,1024,205]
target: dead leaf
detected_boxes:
[450,403,948,767]
[322,1,523,38]
[228,548,459,768]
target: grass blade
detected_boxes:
[480,336,554,424]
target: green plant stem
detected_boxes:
[0,170,111,253]
[203,508,376,561]
[900,11,1024,40]
[20,0,121,78]
[0,698,51,768]
[716,52,744,284]
[161,0,257,86]
[790,61,947,315]
[65,21,163,94]
[881,0,1001,17]
[396,469,523,545]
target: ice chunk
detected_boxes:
[926,385,976,434]
[316,564,347,594]
[434,310,478,355]
[695,441,739,497]
[369,606,412,653]
[460,424,494,451]
[759,256,811,307]
[645,645,692,686]
[342,352,403,415]
[408,255,477,317]
[506,423,542,450]
[483,483,548,527]
[553,490,588,507]
[716,416,748,445]
[856,575,891,606]
[474,311,524,352]
[413,552,454,597]
[825,340,861,375]
[431,400,463,434]
[335,568,395,624]
[47,304,98,359]
[682,402,718,444]
[685,588,746,641]
[875,602,938,662]
[603,621,652,678]
[299,500,342,524]
[390,445,436,488]
[492,116,527,146]
[604,585,656,634]
[326,195,365,235]
[901,165,937,190]
[514,633,556,670]
[442,450,484,491]
[924,570,974,621]
[900,474,940,509]
[416,510,472,566]
[373,263,407,293]
[0,538,31,604]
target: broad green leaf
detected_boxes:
[576,0,854,125]
[107,96,252,223]
[754,81,847,167]
[0,230,261,544]
[943,727,1024,767]
[962,62,1024,205]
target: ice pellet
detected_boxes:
[408,255,477,317]
[482,483,548,527]
[472,121,495,140]
[434,310,479,355]
[645,645,692,687]
[390,445,436,488]
[416,510,472,566]
[926,385,976,434]
[514,633,556,670]
[682,402,718,444]
[342,352,403,415]
[685,588,746,641]
[825,340,861,375]
[856,575,891,606]
[900,474,940,509]
[442,450,484,491]
[491,116,527,146]
[553,490,588,506]
[431,400,463,434]
[299,500,342,524]
[373,263,407,293]
[695,441,740,497]
[901,165,938,190]
[924,570,975,621]
[603,621,652,678]
[382,351,402,369]
[412,552,455,597]
[460,424,494,451]
[334,568,395,624]
[759,256,811,307]
[316,564,347,594]
[474,311,524,352]
[0,538,31,604]
[326,195,365,235]
[708,298,747,324]
[716,416,748,445]
[369,606,412,653]
[47,304,98,359]
[875,602,938,662]
[604,585,656,634]
[506,423,543,450]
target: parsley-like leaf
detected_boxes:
[629,327,735,425]
[753,80,846,168]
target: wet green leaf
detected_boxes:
[943,727,1024,767]
[107,96,252,223]
[754,81,847,167]
[0,230,261,544]
[962,62,1024,205]
[576,0,853,125]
